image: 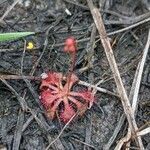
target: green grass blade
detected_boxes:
[0,32,35,42]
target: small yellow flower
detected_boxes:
[27,42,34,50]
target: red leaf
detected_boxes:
[60,105,76,123]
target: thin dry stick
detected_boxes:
[22,115,34,132]
[0,74,39,80]
[0,74,118,98]
[137,127,150,137]
[86,0,144,149]
[132,29,150,113]
[78,80,119,98]
[104,50,144,149]
[0,78,27,110]
[103,114,125,150]
[114,63,141,150]
[12,110,24,150]
[127,29,150,149]
[53,16,150,48]
[105,62,141,150]
[0,0,20,23]
[45,113,76,150]
[114,29,150,150]
[73,138,97,149]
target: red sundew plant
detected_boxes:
[40,37,94,123]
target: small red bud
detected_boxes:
[64,37,77,53]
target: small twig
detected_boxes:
[108,17,150,36]
[63,0,89,10]
[130,31,143,47]
[84,113,93,150]
[0,0,20,23]
[0,74,40,80]
[53,17,150,48]
[22,115,34,132]
[28,108,52,134]
[115,126,150,150]
[45,113,76,150]
[86,0,144,149]
[136,127,150,137]
[73,138,97,150]
[0,78,27,110]
[103,114,125,150]
[106,61,141,149]
[30,27,50,75]
[22,77,43,110]
[104,12,150,25]
[79,24,96,73]
[12,110,24,150]
[132,29,150,113]
[78,80,119,98]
